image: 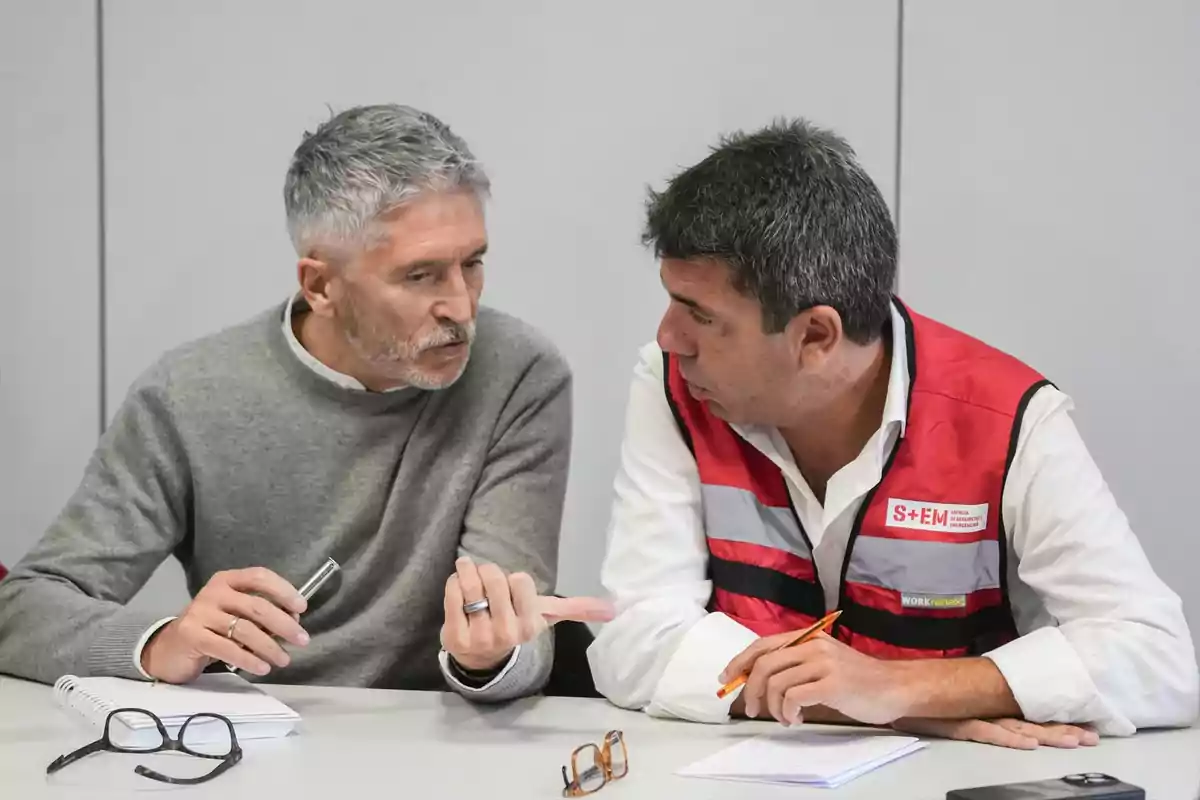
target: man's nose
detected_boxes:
[437,265,475,324]
[657,306,695,357]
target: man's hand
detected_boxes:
[141,567,309,683]
[441,557,614,673]
[892,717,1099,750]
[722,631,910,725]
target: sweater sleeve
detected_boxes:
[444,345,573,703]
[0,363,191,684]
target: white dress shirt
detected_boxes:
[133,295,517,691]
[587,303,1198,734]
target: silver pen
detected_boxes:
[225,557,340,672]
[296,557,341,600]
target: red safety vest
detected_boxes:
[664,299,1050,659]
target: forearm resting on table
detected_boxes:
[731,657,1022,724]
[894,657,1022,720]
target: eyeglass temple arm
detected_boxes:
[561,764,583,797]
[135,748,243,785]
[46,738,107,774]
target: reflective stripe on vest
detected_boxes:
[844,536,1001,596]
[703,485,822,631]
[701,484,812,559]
[663,354,824,636]
[664,298,1049,657]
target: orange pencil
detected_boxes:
[716,609,843,699]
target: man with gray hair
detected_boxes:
[588,119,1197,745]
[0,104,610,700]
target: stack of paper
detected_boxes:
[678,728,925,788]
[54,673,301,749]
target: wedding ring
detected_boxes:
[226,616,241,639]
[462,598,490,615]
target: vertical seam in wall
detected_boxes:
[95,0,107,432]
[893,0,905,291]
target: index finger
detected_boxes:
[719,633,789,684]
[1064,725,1100,747]
[535,595,615,624]
[996,719,1092,748]
[222,567,307,614]
[896,718,1039,750]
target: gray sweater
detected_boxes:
[0,302,571,701]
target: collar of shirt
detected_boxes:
[282,293,408,393]
[730,301,911,534]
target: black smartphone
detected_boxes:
[947,773,1145,800]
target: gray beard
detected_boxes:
[343,319,475,390]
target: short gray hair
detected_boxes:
[284,104,490,258]
[643,118,896,344]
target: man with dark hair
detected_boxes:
[587,119,1197,747]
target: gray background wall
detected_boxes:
[1,0,100,577]
[899,0,1200,619]
[2,1,1197,639]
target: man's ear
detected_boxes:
[784,306,844,368]
[297,257,337,317]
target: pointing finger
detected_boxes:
[535,595,615,624]
[509,572,544,642]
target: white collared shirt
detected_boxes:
[282,293,407,392]
[587,303,1198,734]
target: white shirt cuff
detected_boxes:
[985,625,1133,736]
[133,616,178,680]
[439,645,522,693]
[646,612,759,723]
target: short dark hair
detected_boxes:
[643,118,896,343]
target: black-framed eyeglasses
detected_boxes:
[46,707,243,785]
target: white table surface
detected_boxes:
[2,676,1197,798]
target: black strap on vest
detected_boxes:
[662,351,695,456]
[709,557,826,619]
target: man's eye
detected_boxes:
[464,259,483,269]
[690,309,713,325]
[406,271,429,283]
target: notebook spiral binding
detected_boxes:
[53,674,115,725]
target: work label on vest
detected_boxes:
[901,593,967,609]
[886,499,988,533]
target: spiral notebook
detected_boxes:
[678,728,926,789]
[53,673,301,749]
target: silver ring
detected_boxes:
[226,616,240,639]
[462,598,490,615]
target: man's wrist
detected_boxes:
[886,660,926,719]
[135,617,177,680]
[888,657,1021,720]
[449,650,513,679]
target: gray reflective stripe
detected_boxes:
[845,536,1000,595]
[701,483,811,557]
